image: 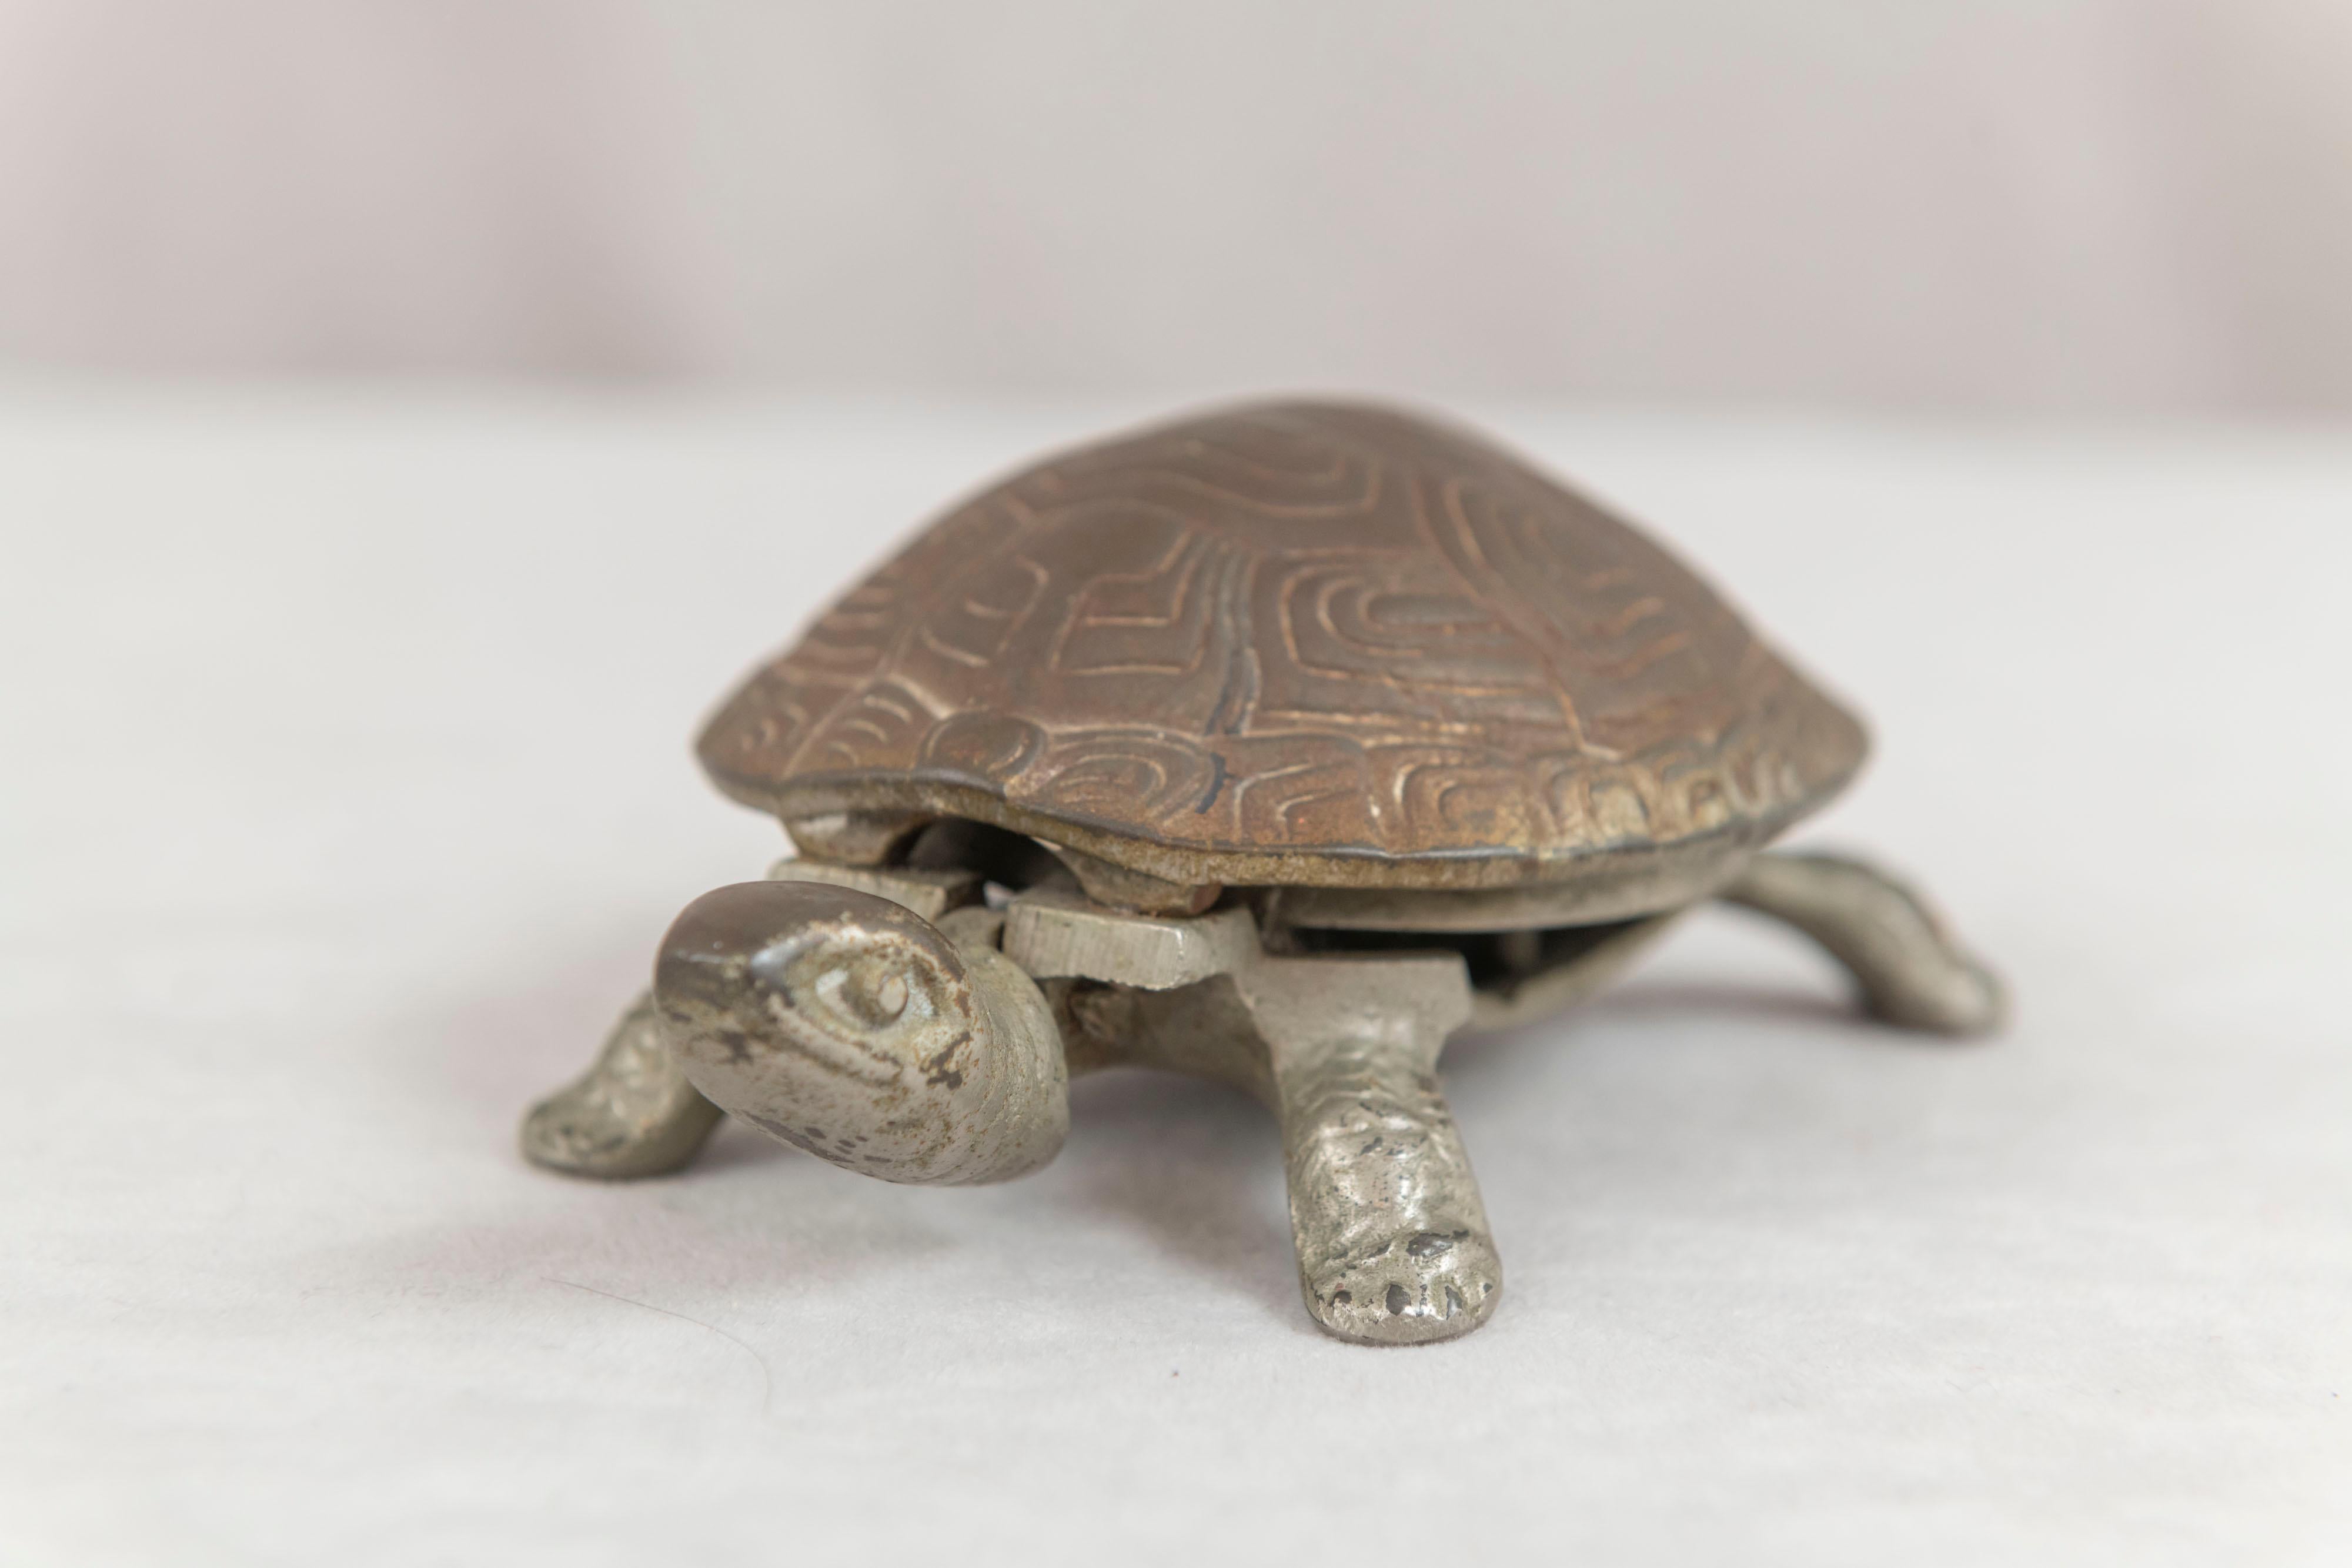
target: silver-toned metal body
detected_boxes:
[523,850,2000,1345]
[520,400,2006,1346]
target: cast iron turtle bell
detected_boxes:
[522,400,2002,1346]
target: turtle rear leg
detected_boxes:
[1239,955,1500,1345]
[521,991,724,1178]
[1722,851,2005,1037]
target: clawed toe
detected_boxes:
[1892,954,2006,1037]
[520,1078,720,1179]
[1304,1229,1502,1345]
[519,994,722,1179]
[1724,852,2007,1039]
[520,1092,606,1171]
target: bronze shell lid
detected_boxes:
[697,400,1869,892]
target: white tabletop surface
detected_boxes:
[3,384,2346,1565]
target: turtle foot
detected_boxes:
[1723,851,2007,1038]
[1304,1228,1502,1346]
[520,991,722,1179]
[1250,952,1499,1346]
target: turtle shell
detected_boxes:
[699,401,1867,894]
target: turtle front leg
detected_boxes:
[1722,851,2005,1037]
[521,991,724,1178]
[1239,954,1499,1345]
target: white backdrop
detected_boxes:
[5,386,2347,1563]
[3,0,2350,408]
[10,6,2350,1559]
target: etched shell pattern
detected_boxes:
[699,402,1867,885]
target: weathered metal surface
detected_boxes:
[656,881,1068,1186]
[698,400,1867,891]
[1722,851,2005,1036]
[1004,889,1259,991]
[783,808,931,866]
[519,992,721,1179]
[1266,840,1743,931]
[1008,885,1495,1344]
[525,851,2000,1346]
[1245,954,1495,1343]
[1464,912,1682,1032]
[519,402,2004,1350]
[762,856,980,921]
[1039,842,1220,915]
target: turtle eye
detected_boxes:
[791,937,945,1038]
[833,954,915,1027]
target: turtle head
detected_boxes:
[655,881,1068,1185]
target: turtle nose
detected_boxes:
[654,881,1071,1186]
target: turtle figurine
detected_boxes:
[522,399,2002,1346]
